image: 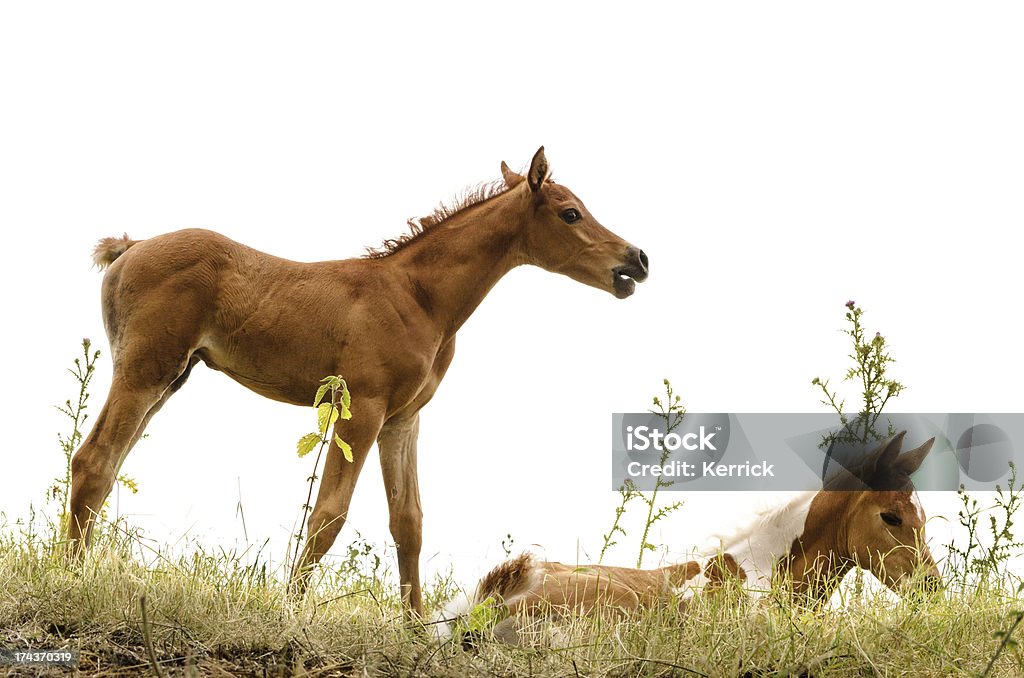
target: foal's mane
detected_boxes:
[363,179,511,259]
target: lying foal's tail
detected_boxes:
[475,552,542,605]
[432,553,542,638]
[92,234,139,270]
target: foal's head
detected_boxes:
[799,432,941,597]
[501,147,648,299]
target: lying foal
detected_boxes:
[439,432,940,644]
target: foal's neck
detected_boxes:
[712,491,816,591]
[384,190,526,336]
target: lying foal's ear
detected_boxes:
[500,160,524,189]
[527,146,549,192]
[893,437,935,476]
[865,430,906,477]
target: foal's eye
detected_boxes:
[881,512,903,527]
[561,208,581,224]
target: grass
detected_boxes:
[1,522,1023,676]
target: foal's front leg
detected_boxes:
[377,413,424,617]
[291,404,385,595]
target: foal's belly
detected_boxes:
[193,344,333,407]
[194,330,442,414]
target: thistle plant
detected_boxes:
[986,468,1023,579]
[812,300,905,448]
[635,380,686,568]
[52,339,100,535]
[501,533,515,558]
[599,480,640,564]
[946,463,1024,590]
[599,379,684,568]
[292,375,352,569]
[52,339,138,541]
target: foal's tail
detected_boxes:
[432,553,542,638]
[92,233,139,270]
[475,552,542,605]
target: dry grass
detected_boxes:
[2,523,1023,677]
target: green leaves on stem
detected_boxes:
[297,376,353,461]
[293,375,353,569]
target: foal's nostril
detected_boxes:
[618,246,648,286]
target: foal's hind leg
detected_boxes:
[67,354,197,554]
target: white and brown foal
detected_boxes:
[442,431,940,643]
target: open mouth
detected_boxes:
[611,248,648,299]
[612,267,643,299]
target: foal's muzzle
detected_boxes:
[612,247,649,299]
[921,573,943,594]
[904,572,943,601]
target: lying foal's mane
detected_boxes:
[363,178,512,259]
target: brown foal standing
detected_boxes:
[68,147,648,616]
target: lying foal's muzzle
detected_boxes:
[612,246,649,299]
[902,571,944,600]
[921,573,943,593]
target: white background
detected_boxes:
[1,3,1022,587]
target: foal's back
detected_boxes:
[97,228,394,405]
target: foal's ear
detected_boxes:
[893,437,935,476]
[500,160,524,189]
[527,146,549,192]
[865,430,906,477]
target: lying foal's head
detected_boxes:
[786,432,941,599]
